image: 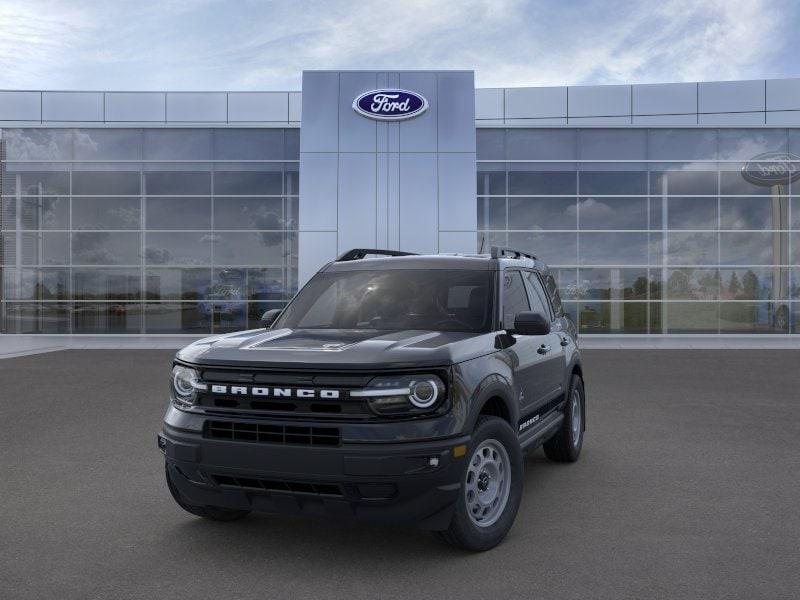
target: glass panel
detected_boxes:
[577,130,646,160]
[211,302,247,333]
[508,197,577,230]
[501,271,530,327]
[3,129,73,160]
[213,197,284,230]
[508,169,576,195]
[144,171,210,195]
[145,197,211,230]
[72,171,141,195]
[664,302,719,333]
[547,268,578,300]
[285,130,300,159]
[72,197,140,230]
[144,302,212,334]
[576,268,649,300]
[284,163,299,196]
[507,232,577,265]
[213,232,293,265]
[214,129,284,160]
[13,171,70,195]
[143,129,213,160]
[213,170,282,195]
[476,165,505,195]
[666,268,720,300]
[720,232,776,265]
[246,268,288,301]
[210,268,247,301]
[20,196,69,230]
[667,197,718,230]
[476,129,504,160]
[73,129,142,160]
[579,171,647,195]
[720,167,777,196]
[3,302,71,333]
[650,170,717,195]
[719,302,788,334]
[792,269,800,299]
[15,232,71,265]
[579,233,649,265]
[720,197,780,230]
[719,267,784,301]
[577,302,648,334]
[667,233,719,265]
[647,129,717,161]
[145,232,213,265]
[6,268,69,300]
[506,129,576,160]
[145,268,211,300]
[73,268,141,300]
[578,197,647,230]
[72,232,140,265]
[477,197,506,230]
[1,198,15,229]
[73,302,142,333]
[718,129,788,160]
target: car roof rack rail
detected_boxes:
[336,248,418,262]
[490,246,537,260]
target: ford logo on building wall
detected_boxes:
[353,89,428,121]
[741,152,800,186]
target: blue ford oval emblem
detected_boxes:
[353,89,428,121]
[741,152,800,186]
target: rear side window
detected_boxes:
[501,271,530,328]
[522,271,551,319]
[544,274,564,317]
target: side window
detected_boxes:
[544,274,564,317]
[502,271,530,328]
[522,271,551,319]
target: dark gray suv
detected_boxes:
[159,246,585,551]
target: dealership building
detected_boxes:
[1,70,799,337]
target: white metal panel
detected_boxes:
[0,91,41,121]
[337,153,377,252]
[399,153,438,254]
[504,118,567,126]
[568,116,631,125]
[438,153,476,232]
[439,231,477,254]
[698,80,764,113]
[300,72,339,152]
[289,92,302,122]
[42,92,103,121]
[632,82,696,115]
[766,78,800,111]
[437,72,476,153]
[166,93,226,122]
[298,231,338,286]
[698,112,765,125]
[632,114,698,125]
[568,85,631,117]
[298,153,338,231]
[338,72,377,152]
[228,92,288,122]
[475,88,504,120]
[505,86,567,119]
[105,92,165,122]
[399,72,438,152]
[766,111,800,126]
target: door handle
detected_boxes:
[560,336,569,347]
[537,344,550,354]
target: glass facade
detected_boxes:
[477,128,800,335]
[0,128,299,334]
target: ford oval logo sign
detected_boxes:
[353,89,428,121]
[741,152,800,186]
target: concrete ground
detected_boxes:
[1,349,798,600]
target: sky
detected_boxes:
[0,0,798,91]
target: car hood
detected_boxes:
[176,328,497,370]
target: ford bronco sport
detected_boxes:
[159,247,585,551]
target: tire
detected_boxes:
[165,464,251,522]
[435,416,523,551]
[543,374,585,463]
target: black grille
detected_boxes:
[205,420,341,446]
[212,474,343,497]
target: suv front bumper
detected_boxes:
[160,420,470,530]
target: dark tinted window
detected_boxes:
[544,274,564,316]
[275,269,494,332]
[501,270,530,328]
[522,271,551,318]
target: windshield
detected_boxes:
[275,269,495,332]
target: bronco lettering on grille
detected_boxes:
[209,385,340,399]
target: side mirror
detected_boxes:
[512,311,551,336]
[260,309,282,329]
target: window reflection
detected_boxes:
[72,197,140,230]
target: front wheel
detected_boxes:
[435,416,523,551]
[543,374,585,463]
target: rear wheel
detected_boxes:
[543,374,585,463]
[435,416,523,551]
[165,464,251,522]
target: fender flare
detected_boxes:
[465,373,519,432]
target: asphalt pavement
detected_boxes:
[1,349,799,600]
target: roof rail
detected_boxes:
[490,246,537,260]
[336,248,418,262]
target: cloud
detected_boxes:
[0,0,795,90]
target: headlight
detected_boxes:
[352,374,446,416]
[171,365,206,408]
